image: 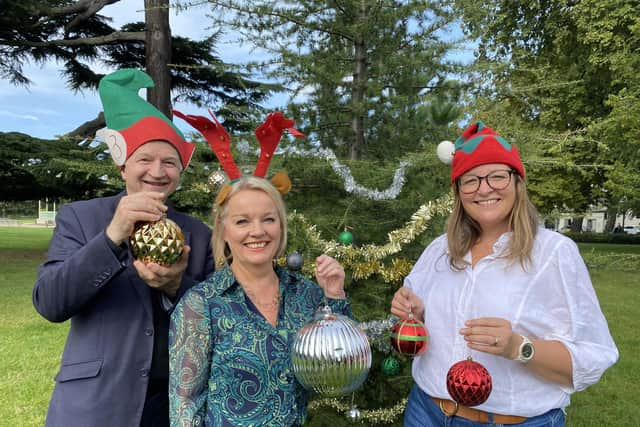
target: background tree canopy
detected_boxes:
[454,0,640,228]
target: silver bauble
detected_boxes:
[286,251,304,271]
[346,406,361,421]
[207,170,227,191]
[291,305,371,396]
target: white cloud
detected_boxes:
[0,110,39,121]
[32,107,65,117]
[290,84,315,104]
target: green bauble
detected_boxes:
[338,230,354,245]
[381,356,401,376]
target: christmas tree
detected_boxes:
[201,140,452,425]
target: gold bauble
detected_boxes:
[129,216,185,266]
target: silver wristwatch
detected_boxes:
[515,335,535,363]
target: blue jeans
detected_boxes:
[404,384,565,427]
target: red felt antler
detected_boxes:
[254,112,305,177]
[173,109,241,180]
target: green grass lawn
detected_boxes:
[0,227,66,426]
[0,227,637,426]
[577,242,640,254]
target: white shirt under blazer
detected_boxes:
[405,227,618,417]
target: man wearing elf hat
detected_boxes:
[391,122,617,426]
[33,69,214,427]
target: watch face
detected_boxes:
[522,343,534,358]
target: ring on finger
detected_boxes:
[493,336,499,346]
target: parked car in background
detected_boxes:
[623,225,640,235]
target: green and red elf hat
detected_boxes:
[437,122,525,182]
[95,69,195,169]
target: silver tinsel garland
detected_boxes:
[237,142,410,200]
[359,316,398,353]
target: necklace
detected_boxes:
[243,286,280,311]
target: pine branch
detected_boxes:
[7,31,146,47]
[45,0,122,36]
[65,112,105,141]
[206,0,355,41]
[48,0,120,17]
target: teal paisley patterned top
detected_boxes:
[169,265,351,426]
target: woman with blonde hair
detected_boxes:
[169,112,350,426]
[391,122,618,426]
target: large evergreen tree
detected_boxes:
[207,0,464,160]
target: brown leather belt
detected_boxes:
[432,397,527,425]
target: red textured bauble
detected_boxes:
[390,316,430,356]
[446,357,493,406]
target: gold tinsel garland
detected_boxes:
[281,194,452,281]
[288,194,453,265]
[308,398,408,424]
[276,251,413,283]
[350,257,414,282]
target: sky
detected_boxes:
[0,2,473,141]
[0,0,274,140]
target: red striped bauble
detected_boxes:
[390,316,430,356]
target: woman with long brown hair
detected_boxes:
[391,122,618,426]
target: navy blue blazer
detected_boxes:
[33,193,214,427]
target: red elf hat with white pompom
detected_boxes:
[437,121,525,182]
[95,69,195,169]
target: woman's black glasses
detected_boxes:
[458,170,516,194]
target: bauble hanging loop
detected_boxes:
[446,356,493,407]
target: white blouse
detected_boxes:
[405,228,618,417]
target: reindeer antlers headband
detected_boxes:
[173,109,305,204]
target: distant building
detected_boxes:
[37,199,57,226]
[550,207,639,233]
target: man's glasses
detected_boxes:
[457,170,516,194]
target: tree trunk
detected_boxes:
[349,2,368,160]
[144,0,172,116]
[570,216,584,232]
[604,206,618,233]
